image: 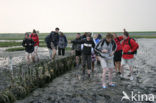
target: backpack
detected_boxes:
[128,38,139,54]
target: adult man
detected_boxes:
[95,33,116,89]
[120,30,139,80]
[72,33,95,79]
[113,33,123,74]
[45,27,60,60]
[72,33,82,67]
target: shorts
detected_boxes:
[48,48,53,59]
[75,50,81,56]
[46,42,57,50]
[121,58,133,66]
[114,50,122,62]
[82,54,91,70]
[99,57,114,69]
[26,48,34,54]
[34,46,38,52]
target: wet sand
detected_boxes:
[14,39,156,103]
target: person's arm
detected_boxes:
[110,40,117,56]
[37,35,39,45]
[29,33,32,38]
[71,39,85,44]
[22,39,25,47]
[130,39,139,53]
[94,40,103,54]
[112,40,117,52]
[64,36,68,47]
[92,40,95,48]
[31,39,35,46]
[49,32,54,42]
[118,36,124,41]
[72,43,75,50]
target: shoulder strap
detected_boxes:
[117,37,120,42]
[101,39,106,47]
[129,38,136,48]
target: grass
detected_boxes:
[0,42,21,47]
[6,47,25,52]
[5,47,72,52]
[0,32,156,49]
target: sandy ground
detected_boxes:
[13,39,156,103]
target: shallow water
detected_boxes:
[14,39,156,103]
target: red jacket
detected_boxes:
[29,33,39,46]
[114,36,123,51]
[121,37,139,59]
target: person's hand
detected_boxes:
[71,50,74,55]
[29,43,32,46]
[102,49,108,53]
[110,51,115,56]
[25,43,27,46]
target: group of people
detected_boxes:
[22,29,39,63]
[22,27,139,89]
[71,29,139,89]
[22,28,68,63]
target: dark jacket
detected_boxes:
[58,35,67,48]
[72,38,95,55]
[95,39,116,59]
[72,38,82,51]
[45,31,59,47]
[22,38,35,53]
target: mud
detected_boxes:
[14,39,156,103]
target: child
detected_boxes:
[22,33,35,63]
[29,29,40,61]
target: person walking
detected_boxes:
[71,33,82,67]
[58,32,67,56]
[95,33,116,89]
[45,27,60,60]
[120,30,139,80]
[29,29,39,61]
[113,33,123,75]
[22,33,35,63]
[72,33,95,79]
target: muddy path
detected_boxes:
[13,39,156,103]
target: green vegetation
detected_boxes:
[6,47,25,52]
[5,47,72,52]
[0,32,156,52]
[0,42,21,47]
[130,35,156,38]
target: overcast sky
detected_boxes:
[0,0,156,33]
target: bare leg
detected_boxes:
[121,65,125,77]
[102,68,107,86]
[109,68,113,84]
[31,54,35,63]
[52,49,56,60]
[129,65,133,76]
[76,56,79,66]
[118,62,121,73]
[27,54,30,64]
[87,69,91,78]
[92,61,94,72]
[115,62,118,73]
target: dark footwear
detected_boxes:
[118,72,121,75]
